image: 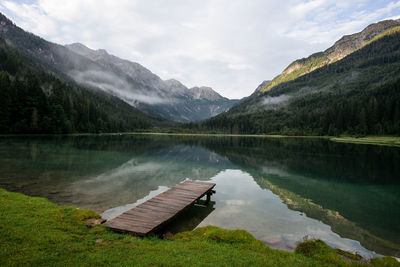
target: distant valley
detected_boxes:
[0,12,237,128]
[65,43,239,122]
[0,11,399,136]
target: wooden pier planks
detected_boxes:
[103,181,216,236]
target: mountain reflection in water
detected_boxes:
[0,134,398,257]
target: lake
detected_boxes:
[0,134,399,258]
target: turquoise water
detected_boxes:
[0,135,399,257]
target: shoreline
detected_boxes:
[330,136,400,147]
[1,132,399,147]
[1,188,398,266]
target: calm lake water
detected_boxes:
[0,134,399,258]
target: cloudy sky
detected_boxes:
[1,0,400,98]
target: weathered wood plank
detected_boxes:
[154,194,197,202]
[146,199,187,209]
[155,191,198,199]
[103,181,216,236]
[133,205,177,214]
[105,222,151,233]
[118,214,163,224]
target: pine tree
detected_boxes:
[359,108,367,136]
[0,71,10,131]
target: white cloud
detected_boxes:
[228,63,253,70]
[290,0,331,18]
[262,95,291,106]
[283,0,400,46]
[69,69,171,105]
[385,14,400,19]
[0,0,399,99]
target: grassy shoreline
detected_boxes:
[2,132,399,148]
[1,188,399,266]
[330,136,400,147]
[0,132,329,138]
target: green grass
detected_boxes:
[261,53,329,93]
[331,136,400,147]
[0,189,399,266]
[134,133,400,148]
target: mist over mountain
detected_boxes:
[1,10,399,136]
[194,20,400,136]
[228,18,400,115]
[0,12,237,123]
[65,43,239,122]
[0,14,163,134]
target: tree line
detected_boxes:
[186,79,400,136]
[0,40,152,134]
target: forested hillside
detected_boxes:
[0,37,164,134]
[188,27,400,136]
[260,19,400,93]
[0,13,237,124]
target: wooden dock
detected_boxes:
[103,181,216,236]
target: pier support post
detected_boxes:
[205,192,211,204]
[205,190,215,205]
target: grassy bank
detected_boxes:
[143,133,400,148]
[330,136,400,147]
[2,132,400,148]
[90,133,400,148]
[134,132,400,148]
[0,189,399,266]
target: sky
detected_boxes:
[1,1,400,99]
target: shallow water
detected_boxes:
[0,134,399,257]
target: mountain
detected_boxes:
[0,12,236,123]
[249,80,271,99]
[261,19,400,93]
[193,20,400,136]
[0,13,166,134]
[189,86,224,101]
[65,43,238,122]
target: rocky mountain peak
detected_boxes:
[260,18,400,93]
[66,43,110,61]
[325,19,400,61]
[0,12,239,123]
[164,79,188,93]
[189,86,224,101]
[66,42,165,90]
[65,42,88,51]
[97,48,108,55]
[164,78,184,87]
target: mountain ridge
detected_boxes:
[189,86,226,101]
[261,18,400,93]
[193,20,400,136]
[0,35,165,134]
[65,42,238,121]
[0,12,237,123]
